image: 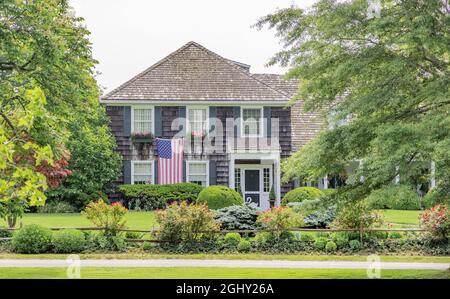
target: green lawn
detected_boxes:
[0,267,448,279]
[1,209,420,230]
[378,210,421,227]
[0,211,157,230]
[1,253,449,262]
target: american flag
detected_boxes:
[156,138,184,184]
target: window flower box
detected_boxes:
[131,132,154,143]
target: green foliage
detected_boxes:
[282,187,324,205]
[349,239,362,251]
[325,241,337,252]
[51,229,86,253]
[299,232,315,243]
[423,188,450,209]
[257,206,299,238]
[155,202,220,242]
[237,239,252,252]
[223,233,242,247]
[421,204,450,241]
[388,232,403,239]
[314,237,327,250]
[196,185,243,210]
[333,201,383,229]
[37,201,77,213]
[215,204,260,230]
[366,184,421,210]
[335,236,349,249]
[11,224,52,253]
[119,183,203,211]
[258,1,450,204]
[83,199,128,251]
[47,125,122,210]
[125,231,144,240]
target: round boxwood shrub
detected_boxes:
[314,237,328,250]
[224,233,241,247]
[325,241,337,252]
[299,232,315,243]
[52,229,86,253]
[197,186,244,210]
[349,239,362,250]
[281,187,324,206]
[12,224,52,253]
[423,188,450,209]
[237,239,251,252]
[335,237,348,249]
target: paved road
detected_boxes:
[0,259,449,270]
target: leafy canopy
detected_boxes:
[256,0,450,201]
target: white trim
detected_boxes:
[131,105,155,134]
[131,160,155,185]
[100,100,288,106]
[186,160,209,187]
[241,106,263,138]
[186,106,209,135]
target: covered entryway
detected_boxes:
[236,165,273,210]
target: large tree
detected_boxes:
[256,0,450,201]
[0,0,121,220]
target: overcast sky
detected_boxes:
[69,0,317,94]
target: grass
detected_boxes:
[0,211,157,230]
[0,253,449,263]
[378,210,421,227]
[1,209,420,230]
[0,267,448,279]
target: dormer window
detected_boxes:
[242,108,262,137]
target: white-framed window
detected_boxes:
[131,161,154,184]
[132,106,154,134]
[234,168,241,192]
[241,107,262,137]
[263,168,270,192]
[186,161,209,187]
[187,107,208,135]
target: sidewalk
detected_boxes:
[0,259,449,270]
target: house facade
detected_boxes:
[100,41,323,209]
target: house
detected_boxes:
[100,41,323,209]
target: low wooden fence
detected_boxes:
[0,226,427,243]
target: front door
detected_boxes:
[240,165,272,210]
[244,169,260,207]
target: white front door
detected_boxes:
[239,165,272,210]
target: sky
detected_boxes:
[69,0,318,94]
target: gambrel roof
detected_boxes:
[102,41,290,102]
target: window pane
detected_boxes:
[134,163,152,174]
[133,108,152,134]
[189,163,206,174]
[263,168,270,192]
[243,109,261,136]
[189,109,207,133]
[188,162,207,186]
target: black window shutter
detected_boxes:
[154,107,162,137]
[154,160,158,184]
[179,106,186,136]
[209,160,217,186]
[233,106,241,137]
[209,106,216,137]
[123,106,131,137]
[263,107,271,138]
[123,160,132,184]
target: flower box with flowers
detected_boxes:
[131,132,154,143]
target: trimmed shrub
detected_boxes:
[215,204,260,230]
[197,186,243,210]
[335,236,348,249]
[156,202,220,242]
[423,188,450,209]
[52,229,86,253]
[119,183,203,210]
[366,184,421,210]
[299,232,315,243]
[349,239,362,250]
[253,232,276,247]
[325,241,337,252]
[224,233,242,247]
[314,237,327,250]
[282,187,324,206]
[237,239,251,252]
[37,201,77,213]
[12,224,52,253]
[333,201,383,230]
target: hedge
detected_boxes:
[119,183,204,210]
[281,187,324,205]
[197,185,244,210]
[366,184,421,210]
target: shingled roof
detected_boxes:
[102,41,289,102]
